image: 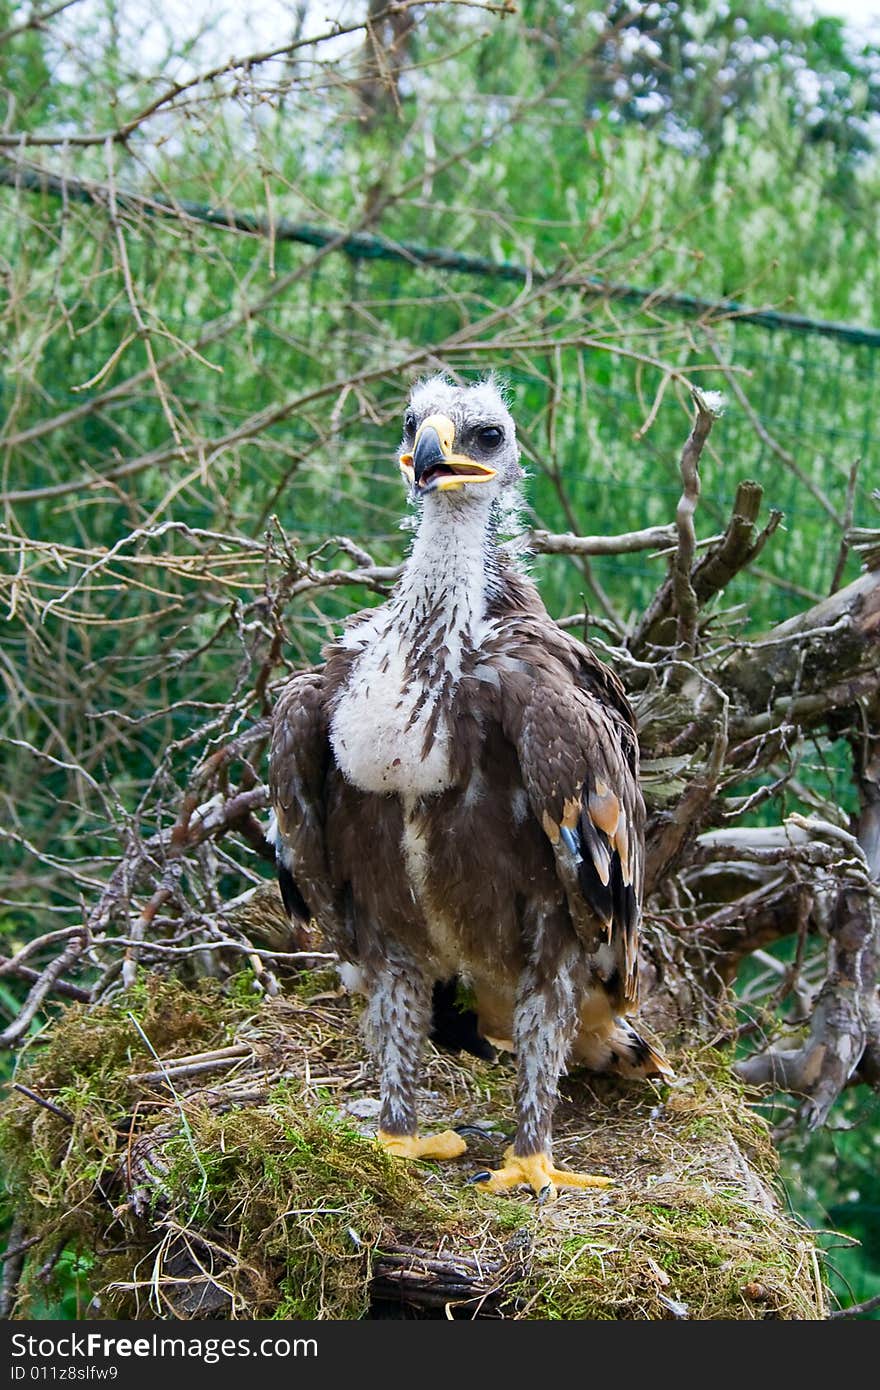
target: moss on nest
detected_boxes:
[0,971,825,1320]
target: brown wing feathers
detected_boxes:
[269,672,333,929]
[580,769,642,1006]
[562,743,641,1007]
[499,625,644,1006]
[272,606,644,1010]
[567,639,643,1005]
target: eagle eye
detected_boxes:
[403,411,417,438]
[476,425,503,450]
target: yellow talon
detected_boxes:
[476,1146,613,1201]
[378,1129,467,1161]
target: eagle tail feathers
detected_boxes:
[571,1016,673,1081]
[606,1018,674,1081]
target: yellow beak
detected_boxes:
[399,413,498,493]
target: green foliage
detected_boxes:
[0,1,53,128]
[780,1091,880,1313]
[593,1,880,165]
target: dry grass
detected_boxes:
[0,964,825,1321]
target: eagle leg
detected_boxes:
[363,950,468,1164]
[473,948,610,1200]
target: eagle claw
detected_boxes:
[471,1146,614,1201]
[377,1129,467,1161]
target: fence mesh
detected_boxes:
[0,176,876,854]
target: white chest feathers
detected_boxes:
[329,495,498,798]
[329,617,456,796]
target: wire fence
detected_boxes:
[0,168,877,873]
[2,167,875,640]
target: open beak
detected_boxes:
[399,413,497,493]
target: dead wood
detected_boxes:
[722,567,880,716]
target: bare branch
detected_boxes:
[528,524,677,556]
[672,388,723,661]
[0,933,86,1048]
[0,3,510,149]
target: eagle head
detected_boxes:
[398,375,522,499]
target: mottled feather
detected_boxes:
[269,375,669,1174]
[494,617,644,1007]
[269,670,348,948]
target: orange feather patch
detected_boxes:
[588,780,620,836]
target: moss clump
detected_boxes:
[0,976,252,1287]
[149,1091,459,1319]
[6,973,246,1100]
[497,1056,824,1321]
[285,966,347,1002]
[1,968,827,1320]
[519,1188,822,1320]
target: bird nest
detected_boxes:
[1,949,826,1321]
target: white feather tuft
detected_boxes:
[696,388,726,418]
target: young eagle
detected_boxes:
[269,376,670,1199]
